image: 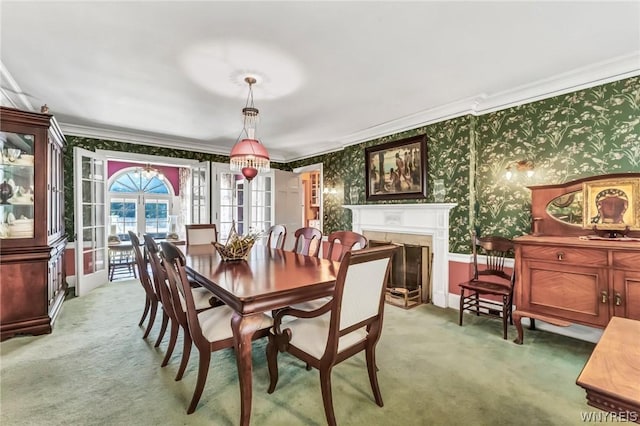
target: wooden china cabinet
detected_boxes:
[0,106,67,341]
[513,173,640,344]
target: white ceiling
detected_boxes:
[1,1,639,162]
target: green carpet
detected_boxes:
[1,279,601,425]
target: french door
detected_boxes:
[214,166,274,242]
[73,147,108,296]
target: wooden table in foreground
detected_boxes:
[576,317,640,423]
[183,244,339,426]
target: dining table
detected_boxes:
[182,243,339,426]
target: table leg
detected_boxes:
[231,312,264,426]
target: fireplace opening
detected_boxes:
[369,239,432,309]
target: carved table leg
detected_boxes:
[513,312,525,345]
[231,312,264,426]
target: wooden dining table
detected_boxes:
[182,243,339,426]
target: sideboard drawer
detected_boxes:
[520,245,608,266]
[612,251,640,269]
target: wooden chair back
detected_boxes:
[266,244,397,425]
[325,230,368,261]
[266,224,287,249]
[128,231,154,298]
[472,232,515,285]
[292,226,322,257]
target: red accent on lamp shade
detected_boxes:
[229,139,269,160]
[229,138,270,181]
[241,167,258,181]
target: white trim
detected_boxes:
[333,53,640,154]
[448,252,515,269]
[4,53,638,163]
[448,252,602,343]
[0,61,34,111]
[62,123,288,162]
[96,149,203,167]
[344,203,457,309]
[447,293,602,343]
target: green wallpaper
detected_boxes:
[475,77,640,239]
[290,76,640,253]
[290,117,473,253]
[62,76,640,253]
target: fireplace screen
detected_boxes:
[370,240,431,309]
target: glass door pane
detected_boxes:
[74,147,108,296]
[190,161,209,224]
[250,174,272,234]
[109,197,137,241]
[143,198,169,238]
[0,131,35,239]
[219,171,245,242]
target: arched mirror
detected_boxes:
[545,190,583,226]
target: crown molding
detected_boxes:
[475,51,640,114]
[3,53,638,164]
[60,123,288,162]
[0,60,34,111]
[316,52,640,156]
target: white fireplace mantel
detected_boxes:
[343,203,457,308]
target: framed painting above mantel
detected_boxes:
[365,135,428,201]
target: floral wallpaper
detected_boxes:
[289,76,640,253]
[290,116,472,253]
[62,76,640,253]
[475,76,640,239]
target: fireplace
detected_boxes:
[344,203,457,308]
[368,234,432,308]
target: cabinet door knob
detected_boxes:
[600,291,608,304]
[556,252,565,261]
[615,293,622,306]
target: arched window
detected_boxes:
[108,168,175,241]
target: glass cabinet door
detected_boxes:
[0,131,35,239]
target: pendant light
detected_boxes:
[229,77,270,181]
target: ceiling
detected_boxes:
[1,1,639,162]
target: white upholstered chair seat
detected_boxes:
[178,287,216,311]
[266,245,396,426]
[197,306,272,342]
[277,312,366,359]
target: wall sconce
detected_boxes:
[505,160,534,180]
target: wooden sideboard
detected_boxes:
[512,173,640,344]
[514,235,640,343]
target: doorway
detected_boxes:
[293,163,323,231]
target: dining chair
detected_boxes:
[160,241,272,414]
[458,232,515,339]
[185,224,218,246]
[143,234,173,349]
[144,235,218,370]
[128,231,161,340]
[325,230,368,261]
[108,244,137,281]
[266,245,397,426]
[291,226,322,257]
[291,230,369,314]
[266,224,287,249]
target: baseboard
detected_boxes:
[447,293,602,344]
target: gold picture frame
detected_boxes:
[583,178,640,230]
